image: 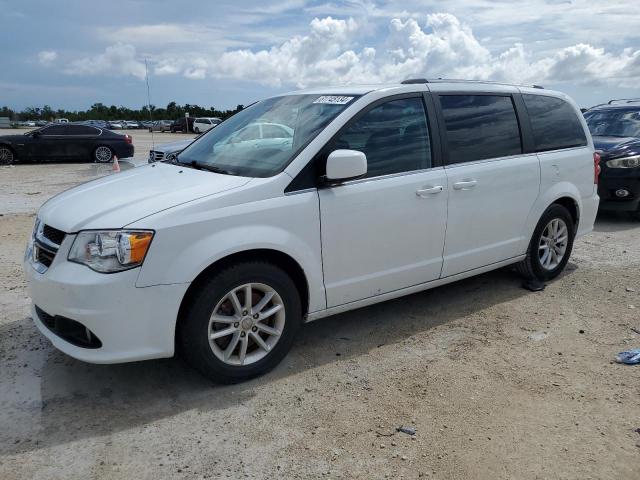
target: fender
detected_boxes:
[518,180,582,253]
[131,188,326,314]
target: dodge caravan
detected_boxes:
[24,80,599,382]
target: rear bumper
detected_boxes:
[114,144,135,159]
[24,237,189,364]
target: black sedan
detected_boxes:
[0,124,134,164]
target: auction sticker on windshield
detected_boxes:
[313,95,354,105]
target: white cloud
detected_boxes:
[37,50,58,65]
[64,44,146,79]
[212,13,640,89]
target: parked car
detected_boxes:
[170,116,194,133]
[193,117,222,133]
[23,80,598,383]
[212,122,292,156]
[35,120,49,127]
[0,123,133,164]
[107,121,124,130]
[583,99,640,220]
[54,118,69,124]
[149,120,173,133]
[124,120,142,129]
[148,138,197,163]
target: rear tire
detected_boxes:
[516,204,575,282]
[178,261,302,383]
[93,145,114,163]
[194,127,200,134]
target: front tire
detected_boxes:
[0,146,15,165]
[94,145,114,163]
[194,127,200,134]
[516,204,575,282]
[179,261,302,383]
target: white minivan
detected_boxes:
[24,80,599,382]
[193,117,222,134]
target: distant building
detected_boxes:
[0,117,10,128]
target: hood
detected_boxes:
[38,162,252,232]
[154,139,194,153]
[0,134,30,143]
[593,136,640,159]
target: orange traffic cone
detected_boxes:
[112,155,120,173]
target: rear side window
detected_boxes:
[440,95,522,164]
[523,94,587,152]
[330,97,431,178]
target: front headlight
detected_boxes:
[68,230,154,273]
[607,155,640,169]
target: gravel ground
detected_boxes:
[1,130,639,479]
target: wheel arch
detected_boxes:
[176,248,310,334]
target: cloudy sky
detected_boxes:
[2,0,640,110]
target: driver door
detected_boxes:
[318,95,448,307]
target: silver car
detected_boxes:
[148,138,196,163]
[148,120,173,133]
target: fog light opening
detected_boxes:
[615,188,630,198]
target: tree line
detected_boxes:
[0,102,245,122]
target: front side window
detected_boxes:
[38,125,68,135]
[440,95,522,164]
[584,108,640,138]
[329,97,431,178]
[177,94,358,177]
[523,94,587,151]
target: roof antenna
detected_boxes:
[145,58,155,151]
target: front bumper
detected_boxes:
[23,235,189,364]
[597,168,640,212]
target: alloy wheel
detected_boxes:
[0,147,14,164]
[208,283,285,366]
[538,218,568,270]
[95,146,113,163]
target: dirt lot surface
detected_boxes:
[1,129,639,479]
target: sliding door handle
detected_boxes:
[416,185,443,197]
[452,180,477,190]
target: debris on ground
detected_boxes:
[396,426,416,436]
[615,349,640,365]
[522,279,545,292]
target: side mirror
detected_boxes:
[324,149,367,184]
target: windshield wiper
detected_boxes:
[188,160,235,175]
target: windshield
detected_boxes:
[176,94,359,177]
[584,109,640,138]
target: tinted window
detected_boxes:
[67,125,99,135]
[523,94,587,151]
[40,125,68,135]
[440,95,521,164]
[330,97,431,178]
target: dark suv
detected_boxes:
[170,117,195,133]
[584,100,640,219]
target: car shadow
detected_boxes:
[594,211,639,232]
[1,266,563,456]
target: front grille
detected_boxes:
[42,224,66,246]
[36,244,56,267]
[149,150,164,162]
[35,306,102,349]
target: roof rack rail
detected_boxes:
[400,78,544,89]
[400,78,429,84]
[607,98,640,105]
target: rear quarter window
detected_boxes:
[523,94,587,152]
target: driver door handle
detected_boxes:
[416,185,443,197]
[453,179,477,190]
